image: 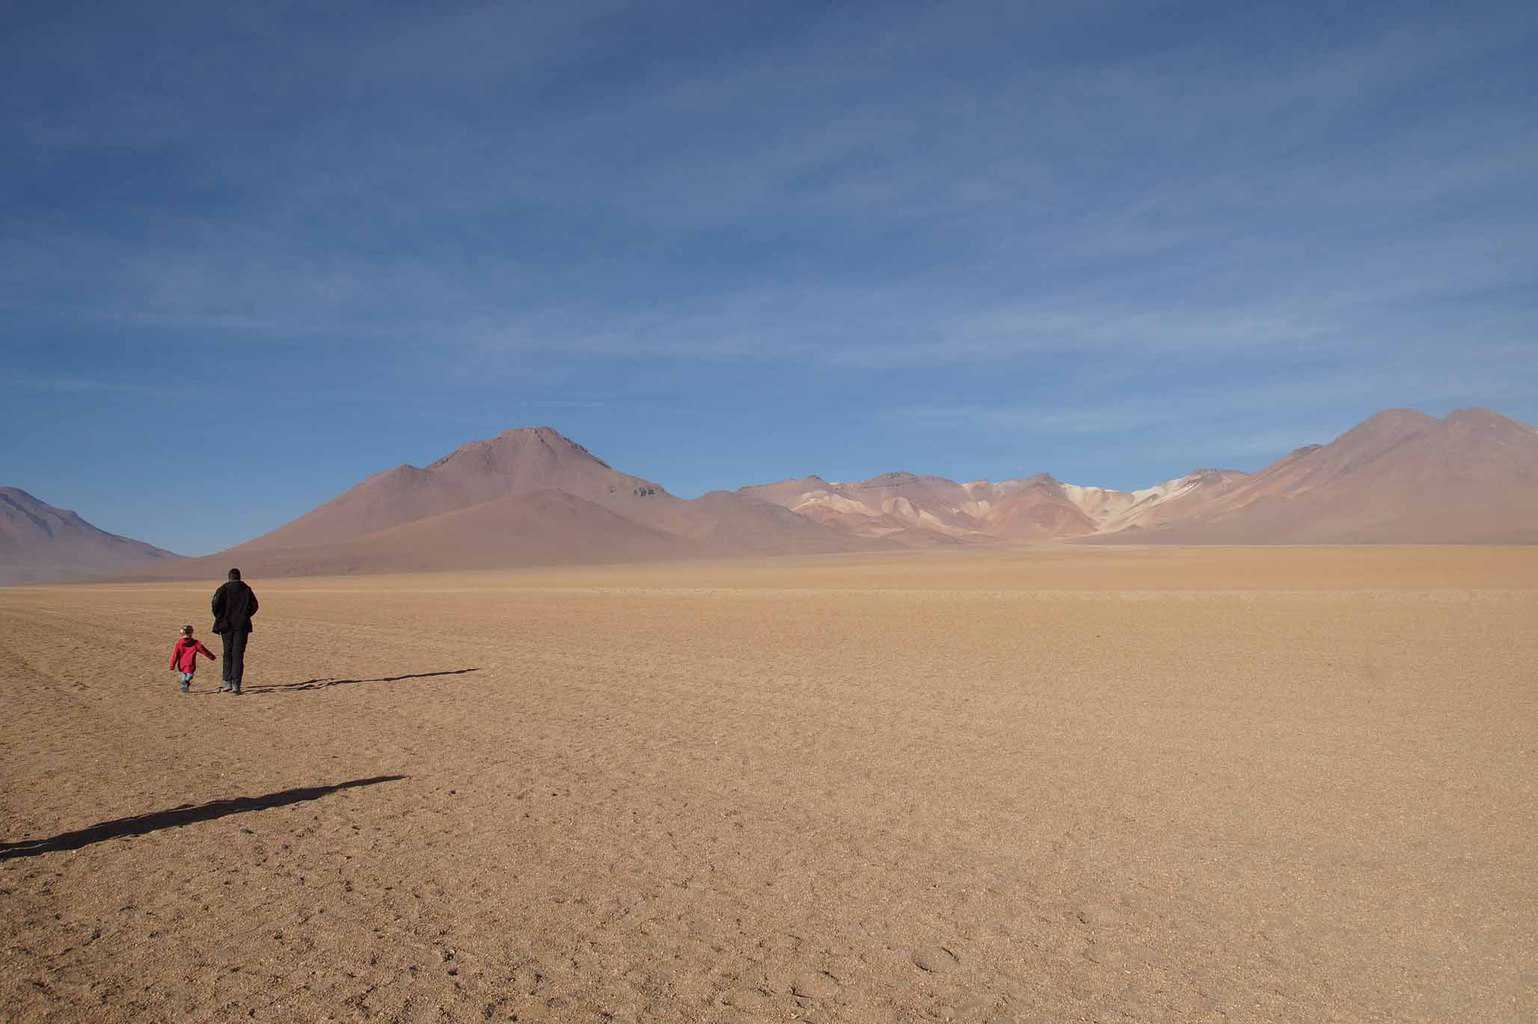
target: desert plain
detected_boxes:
[2,545,1536,1023]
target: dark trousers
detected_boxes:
[219,629,250,688]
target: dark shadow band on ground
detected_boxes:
[185,668,482,696]
[241,667,482,695]
[0,776,406,860]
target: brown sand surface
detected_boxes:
[3,546,1536,1022]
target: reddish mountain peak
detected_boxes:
[231,426,665,555]
[1340,408,1437,442]
[1366,407,1437,423]
[1274,409,1439,479]
[367,464,430,484]
[853,471,969,490]
[992,472,1063,494]
[496,425,602,452]
[429,425,611,470]
[762,474,829,488]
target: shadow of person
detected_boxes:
[230,667,483,695]
[0,775,406,860]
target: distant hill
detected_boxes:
[0,487,181,585]
[231,427,667,552]
[1091,408,1538,544]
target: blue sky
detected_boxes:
[4,0,1535,554]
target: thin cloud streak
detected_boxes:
[7,376,159,395]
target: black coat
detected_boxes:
[212,580,259,635]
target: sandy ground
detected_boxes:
[2,546,1536,1023]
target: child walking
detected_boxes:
[170,624,215,693]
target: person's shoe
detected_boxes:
[179,681,190,693]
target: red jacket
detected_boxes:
[171,637,215,674]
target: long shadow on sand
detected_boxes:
[0,776,406,860]
[201,667,482,696]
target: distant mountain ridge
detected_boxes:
[5,407,1536,583]
[738,466,1252,545]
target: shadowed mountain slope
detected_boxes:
[0,487,181,585]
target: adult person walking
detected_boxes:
[211,568,259,695]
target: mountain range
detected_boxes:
[3,407,1535,584]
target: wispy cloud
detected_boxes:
[4,2,1533,376]
[7,375,157,395]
